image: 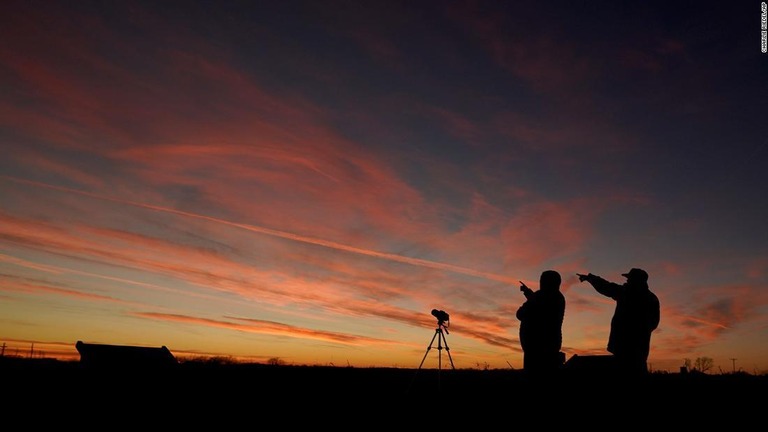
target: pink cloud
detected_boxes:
[0,206,521,350]
[0,275,126,303]
[447,5,593,94]
[135,312,395,346]
[500,199,599,267]
[620,38,686,72]
[649,283,768,358]
[745,256,768,279]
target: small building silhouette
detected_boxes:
[76,340,178,369]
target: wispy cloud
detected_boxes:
[135,312,396,346]
[1,176,519,283]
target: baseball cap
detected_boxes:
[622,268,648,282]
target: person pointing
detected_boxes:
[516,270,566,375]
[577,268,660,376]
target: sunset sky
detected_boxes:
[1,1,766,373]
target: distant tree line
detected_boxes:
[683,357,714,373]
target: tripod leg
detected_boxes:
[407,328,441,395]
[436,329,443,371]
[417,329,439,370]
[440,331,456,370]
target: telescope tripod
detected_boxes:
[417,323,455,371]
[407,321,455,395]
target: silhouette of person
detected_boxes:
[516,270,566,375]
[577,268,660,376]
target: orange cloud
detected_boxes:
[2,176,518,283]
[0,276,126,303]
[500,199,599,267]
[0,338,80,361]
[135,312,395,346]
[0,205,520,350]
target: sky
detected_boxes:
[1,0,767,373]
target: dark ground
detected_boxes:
[3,356,766,426]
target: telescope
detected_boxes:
[431,309,450,325]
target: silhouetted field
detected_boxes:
[3,356,765,424]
